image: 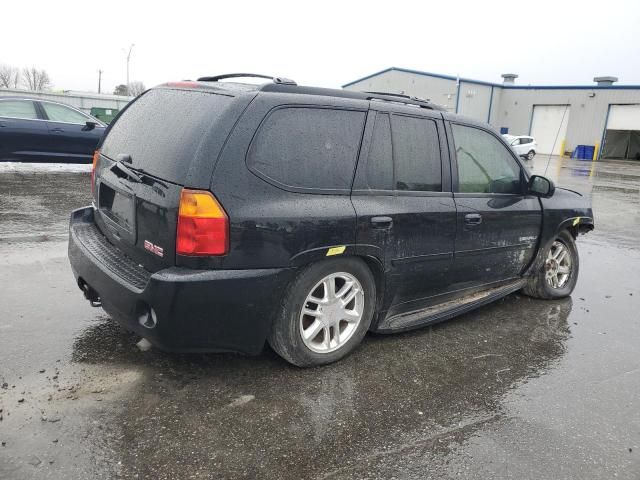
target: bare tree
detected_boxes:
[127,81,146,97]
[0,64,20,88]
[22,67,51,91]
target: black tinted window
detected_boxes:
[248,107,366,191]
[392,115,442,192]
[364,113,393,190]
[101,89,233,183]
[452,124,522,194]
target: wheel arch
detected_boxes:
[287,250,387,328]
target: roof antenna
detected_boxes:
[543,102,570,177]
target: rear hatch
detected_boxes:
[93,86,248,272]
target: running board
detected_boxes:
[377,279,527,333]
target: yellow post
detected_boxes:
[559,139,566,158]
[592,142,599,161]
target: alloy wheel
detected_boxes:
[299,272,364,354]
[545,240,572,288]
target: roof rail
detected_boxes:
[196,73,297,85]
[363,90,439,110]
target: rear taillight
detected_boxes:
[91,150,99,196]
[176,189,229,256]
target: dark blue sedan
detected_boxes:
[0,97,106,163]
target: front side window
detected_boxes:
[0,100,38,119]
[452,124,522,194]
[42,102,89,124]
[391,115,442,192]
[248,107,366,191]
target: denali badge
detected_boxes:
[144,240,164,258]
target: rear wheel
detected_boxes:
[268,258,375,367]
[526,150,536,160]
[522,230,579,299]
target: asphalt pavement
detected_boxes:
[0,157,638,479]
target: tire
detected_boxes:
[268,257,376,367]
[526,150,535,160]
[522,230,579,299]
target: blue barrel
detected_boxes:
[571,145,595,160]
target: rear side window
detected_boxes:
[0,100,38,119]
[101,89,233,184]
[392,115,442,192]
[365,113,393,190]
[248,107,366,192]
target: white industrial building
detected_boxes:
[343,67,640,160]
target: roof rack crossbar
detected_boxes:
[197,73,297,86]
[363,90,435,109]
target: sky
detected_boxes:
[2,0,640,94]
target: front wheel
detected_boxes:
[522,230,579,299]
[268,258,376,367]
[526,150,536,160]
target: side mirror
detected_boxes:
[83,121,97,131]
[528,175,555,198]
[511,140,519,146]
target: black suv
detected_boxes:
[68,74,594,366]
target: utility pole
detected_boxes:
[97,69,103,94]
[126,43,135,95]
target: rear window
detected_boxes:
[247,107,366,192]
[101,89,233,183]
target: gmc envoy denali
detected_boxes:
[68,73,594,366]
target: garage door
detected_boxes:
[602,105,640,160]
[530,105,571,155]
[607,105,640,130]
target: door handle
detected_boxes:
[51,128,64,133]
[464,213,483,226]
[371,216,393,229]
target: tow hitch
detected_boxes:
[79,279,102,307]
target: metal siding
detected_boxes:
[343,69,640,153]
[494,88,640,151]
[343,69,458,112]
[457,81,492,121]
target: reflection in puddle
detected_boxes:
[66,296,572,478]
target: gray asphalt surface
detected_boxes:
[0,157,638,479]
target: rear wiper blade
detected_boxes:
[111,159,142,183]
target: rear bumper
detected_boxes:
[68,206,295,355]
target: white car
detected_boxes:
[503,134,537,160]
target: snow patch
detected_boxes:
[0,162,91,173]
